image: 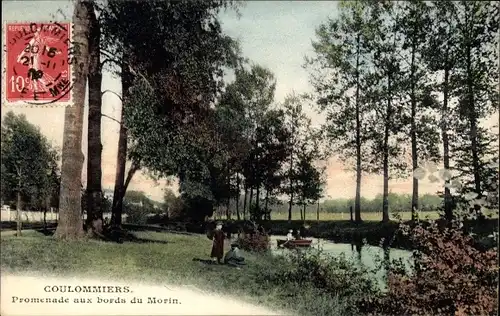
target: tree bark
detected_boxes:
[122,161,139,197]
[54,0,90,240]
[111,64,132,228]
[111,108,127,227]
[354,32,363,223]
[86,0,103,234]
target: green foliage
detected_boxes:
[360,220,498,315]
[162,188,178,212]
[280,93,326,220]
[305,0,374,167]
[259,248,379,315]
[1,112,60,210]
[124,204,149,225]
[236,231,270,252]
[98,0,244,215]
[81,190,112,215]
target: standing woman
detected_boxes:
[207,222,225,264]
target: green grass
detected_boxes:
[0,230,360,316]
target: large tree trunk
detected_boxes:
[410,39,419,221]
[111,64,132,228]
[54,0,90,240]
[86,0,103,235]
[442,66,453,221]
[354,33,362,223]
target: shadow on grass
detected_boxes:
[192,258,219,265]
[35,228,55,236]
[33,228,172,245]
[106,229,174,245]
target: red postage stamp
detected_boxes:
[2,22,74,106]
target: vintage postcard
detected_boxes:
[1,1,498,316]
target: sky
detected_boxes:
[2,1,496,203]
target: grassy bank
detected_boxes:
[1,230,374,316]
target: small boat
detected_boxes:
[277,239,313,249]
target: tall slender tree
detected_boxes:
[305,0,376,223]
[86,0,104,234]
[398,0,441,220]
[423,1,460,221]
[282,93,310,222]
[55,0,91,239]
[364,1,407,222]
[450,1,499,206]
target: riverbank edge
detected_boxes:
[2,217,497,250]
[208,218,498,250]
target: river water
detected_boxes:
[269,235,414,290]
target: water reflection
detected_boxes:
[270,235,414,290]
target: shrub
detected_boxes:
[237,231,270,252]
[124,204,149,225]
[360,220,499,315]
[256,248,379,315]
[167,198,186,220]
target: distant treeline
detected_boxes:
[212,192,443,217]
[320,193,442,213]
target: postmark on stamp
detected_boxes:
[2,22,75,107]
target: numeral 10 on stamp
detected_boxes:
[4,22,73,104]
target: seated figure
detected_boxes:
[224,243,246,267]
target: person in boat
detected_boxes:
[224,243,246,267]
[280,229,295,248]
[207,222,225,264]
[294,228,302,240]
